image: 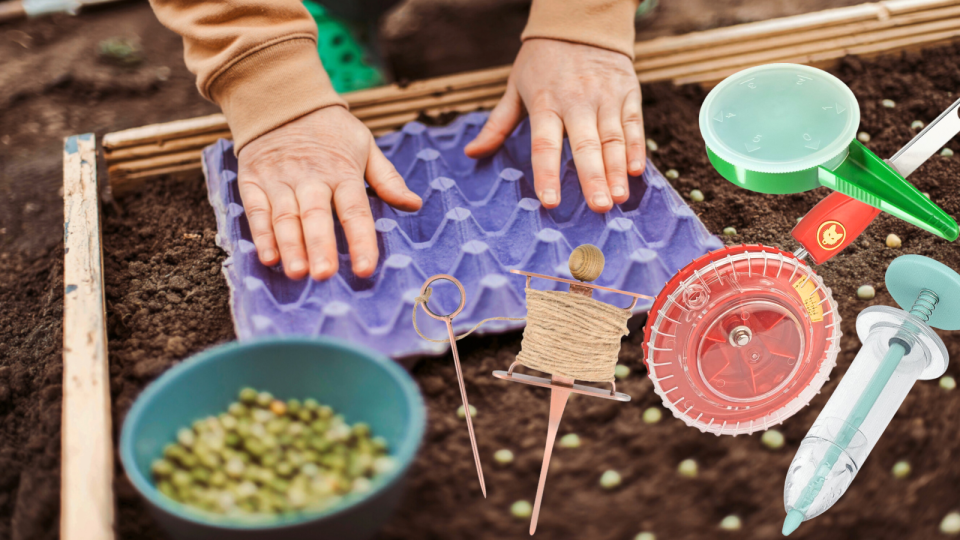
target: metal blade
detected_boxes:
[446,319,486,497]
[529,375,573,535]
[887,96,960,177]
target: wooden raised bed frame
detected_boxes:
[63,1,960,538]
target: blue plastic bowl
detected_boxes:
[119,337,426,540]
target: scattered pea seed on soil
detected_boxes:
[857,285,876,300]
[858,131,871,143]
[646,139,658,152]
[689,189,704,202]
[720,515,742,531]
[635,533,656,540]
[942,147,954,157]
[892,460,911,479]
[511,500,533,519]
[723,227,737,236]
[599,469,622,489]
[494,449,514,464]
[912,120,925,129]
[151,387,395,519]
[614,365,630,379]
[643,407,663,424]
[882,98,896,108]
[941,375,957,390]
[761,429,785,450]
[886,233,902,248]
[941,511,960,535]
[457,404,477,419]
[678,458,698,478]
[665,169,679,179]
[559,433,581,449]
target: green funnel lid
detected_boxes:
[700,63,859,193]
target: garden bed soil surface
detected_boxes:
[89,48,960,539]
[1,2,958,540]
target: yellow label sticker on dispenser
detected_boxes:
[792,277,824,323]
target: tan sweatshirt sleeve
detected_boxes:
[522,0,640,60]
[148,0,347,152]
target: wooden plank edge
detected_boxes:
[0,0,25,22]
[62,133,115,540]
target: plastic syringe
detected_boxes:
[782,255,960,535]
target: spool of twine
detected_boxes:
[516,288,631,382]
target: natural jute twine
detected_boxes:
[516,288,630,382]
[413,287,630,382]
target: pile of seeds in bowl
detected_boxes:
[151,388,396,517]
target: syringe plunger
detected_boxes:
[783,304,948,532]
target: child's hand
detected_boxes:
[237,106,422,280]
[465,39,646,212]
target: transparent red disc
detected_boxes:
[643,245,842,436]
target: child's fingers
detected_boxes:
[528,108,564,209]
[622,87,646,176]
[268,185,309,279]
[295,182,338,280]
[237,180,280,266]
[464,81,524,159]
[598,101,629,204]
[332,180,379,278]
[366,142,422,212]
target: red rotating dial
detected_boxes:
[642,245,841,436]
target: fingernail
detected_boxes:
[354,256,371,274]
[630,160,643,172]
[262,249,277,262]
[541,189,558,205]
[611,185,626,198]
[313,258,331,277]
[592,192,611,207]
[288,259,307,274]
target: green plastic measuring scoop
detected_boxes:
[699,63,958,242]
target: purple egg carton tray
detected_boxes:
[202,112,723,359]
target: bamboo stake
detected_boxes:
[62,134,114,540]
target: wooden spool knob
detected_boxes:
[569,244,604,282]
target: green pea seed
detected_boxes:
[857,285,876,300]
[942,147,955,157]
[911,120,924,129]
[171,470,192,488]
[689,189,704,202]
[857,131,871,143]
[303,398,320,411]
[892,460,911,479]
[720,515,742,531]
[665,169,679,180]
[614,365,630,380]
[559,433,581,449]
[761,429,785,450]
[635,533,656,540]
[882,99,896,108]
[643,407,662,424]
[645,139,658,152]
[678,458,698,478]
[255,391,274,408]
[941,375,956,390]
[457,404,477,419]
[940,512,960,534]
[494,449,514,464]
[152,459,175,477]
[238,388,258,404]
[511,500,533,519]
[286,399,301,415]
[722,226,737,236]
[599,470,622,489]
[228,402,248,418]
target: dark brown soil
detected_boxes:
[1,1,959,540]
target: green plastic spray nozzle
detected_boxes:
[782,255,960,536]
[699,63,958,242]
